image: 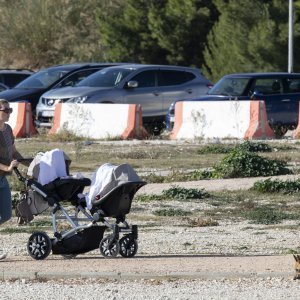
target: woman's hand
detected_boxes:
[8,159,19,172]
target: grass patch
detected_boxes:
[153,208,192,217]
[135,194,165,202]
[244,205,290,225]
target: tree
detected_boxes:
[203,0,300,82]
[96,0,218,67]
[0,0,105,68]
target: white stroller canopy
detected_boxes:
[85,163,141,209]
[27,149,71,184]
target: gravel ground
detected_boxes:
[2,176,300,299]
[1,277,300,300]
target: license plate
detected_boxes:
[41,111,54,117]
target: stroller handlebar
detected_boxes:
[13,167,27,183]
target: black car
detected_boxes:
[0,63,121,114]
[0,69,34,88]
[166,72,300,135]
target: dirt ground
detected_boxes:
[1,174,300,280]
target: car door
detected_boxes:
[122,69,163,117]
[158,69,199,114]
[250,77,296,128]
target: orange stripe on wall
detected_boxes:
[170,102,183,139]
[121,105,137,139]
[244,101,275,140]
[48,103,62,135]
[13,103,26,138]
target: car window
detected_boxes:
[131,70,156,88]
[252,78,283,95]
[1,74,29,87]
[158,70,195,86]
[77,68,134,87]
[16,69,69,88]
[59,69,100,87]
[208,77,250,96]
[285,78,300,93]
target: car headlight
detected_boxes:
[67,96,88,103]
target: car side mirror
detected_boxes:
[126,81,138,88]
[251,90,263,100]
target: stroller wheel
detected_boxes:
[27,231,52,260]
[99,235,120,258]
[119,234,138,258]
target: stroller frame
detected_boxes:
[14,167,146,260]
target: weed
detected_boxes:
[153,208,192,217]
[162,185,209,200]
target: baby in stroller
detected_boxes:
[15,149,146,260]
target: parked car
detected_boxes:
[0,69,34,88]
[166,72,300,135]
[0,82,9,92]
[0,63,121,121]
[37,64,212,131]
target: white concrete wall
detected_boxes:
[51,103,139,139]
[173,101,252,139]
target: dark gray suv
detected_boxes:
[37,64,212,131]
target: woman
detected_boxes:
[0,99,26,260]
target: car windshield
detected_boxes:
[208,77,250,96]
[77,68,135,87]
[15,69,69,89]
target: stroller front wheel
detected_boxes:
[27,231,52,260]
[99,235,120,258]
[119,234,138,258]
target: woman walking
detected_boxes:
[0,99,27,260]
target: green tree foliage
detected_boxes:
[0,0,105,68]
[203,0,300,82]
[96,0,168,64]
[96,0,218,66]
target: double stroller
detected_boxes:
[15,149,146,260]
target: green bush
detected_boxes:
[162,185,209,200]
[211,148,290,178]
[197,141,272,155]
[251,178,300,194]
[235,141,272,153]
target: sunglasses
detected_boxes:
[0,108,13,114]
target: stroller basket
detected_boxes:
[92,181,146,218]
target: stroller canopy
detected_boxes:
[86,163,142,209]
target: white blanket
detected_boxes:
[38,149,68,185]
[85,163,117,209]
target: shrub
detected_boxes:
[251,178,300,194]
[162,185,209,200]
[197,141,272,155]
[235,141,272,153]
[211,148,290,178]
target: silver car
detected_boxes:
[36,64,212,131]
